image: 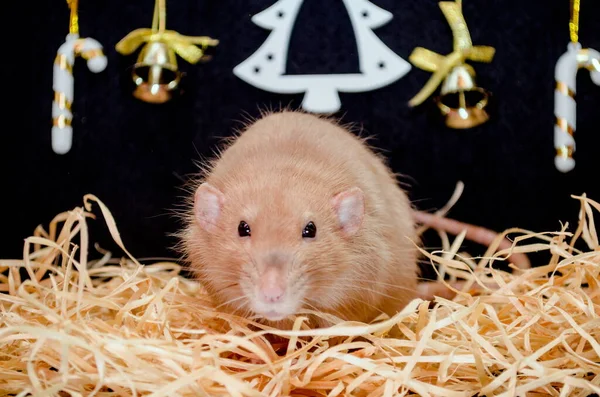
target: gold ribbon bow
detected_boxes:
[408,0,495,107]
[116,29,219,65]
[115,0,218,65]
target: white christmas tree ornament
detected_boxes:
[233,0,412,113]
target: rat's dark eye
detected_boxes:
[238,221,251,237]
[302,221,317,238]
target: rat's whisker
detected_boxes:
[317,283,418,302]
[334,295,385,316]
[195,271,239,278]
[309,276,418,292]
[301,299,346,320]
[215,295,247,310]
[228,301,251,318]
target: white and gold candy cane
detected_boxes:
[554,43,600,172]
[52,0,107,154]
[553,0,600,172]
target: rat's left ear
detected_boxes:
[331,187,365,236]
[194,182,225,233]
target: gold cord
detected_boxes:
[151,0,167,33]
[570,0,580,43]
[67,0,79,35]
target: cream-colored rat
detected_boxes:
[179,110,528,328]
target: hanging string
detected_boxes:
[68,0,79,35]
[151,0,167,34]
[569,0,580,43]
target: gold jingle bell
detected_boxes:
[131,40,181,104]
[434,64,490,129]
[407,1,496,128]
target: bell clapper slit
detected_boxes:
[115,0,219,103]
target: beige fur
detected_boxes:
[180,110,419,328]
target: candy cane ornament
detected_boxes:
[553,0,600,173]
[52,0,107,155]
[554,43,600,173]
[52,34,107,154]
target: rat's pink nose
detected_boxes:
[259,268,286,303]
[261,285,285,303]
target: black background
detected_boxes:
[10,0,600,273]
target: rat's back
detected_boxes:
[211,111,404,197]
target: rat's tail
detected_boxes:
[413,210,531,270]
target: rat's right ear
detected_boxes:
[331,187,365,237]
[194,183,225,233]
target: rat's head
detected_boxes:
[188,181,365,322]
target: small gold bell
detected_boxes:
[131,40,181,104]
[434,64,490,129]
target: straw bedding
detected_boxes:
[1,193,599,396]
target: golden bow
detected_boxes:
[408,0,495,107]
[116,29,219,65]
